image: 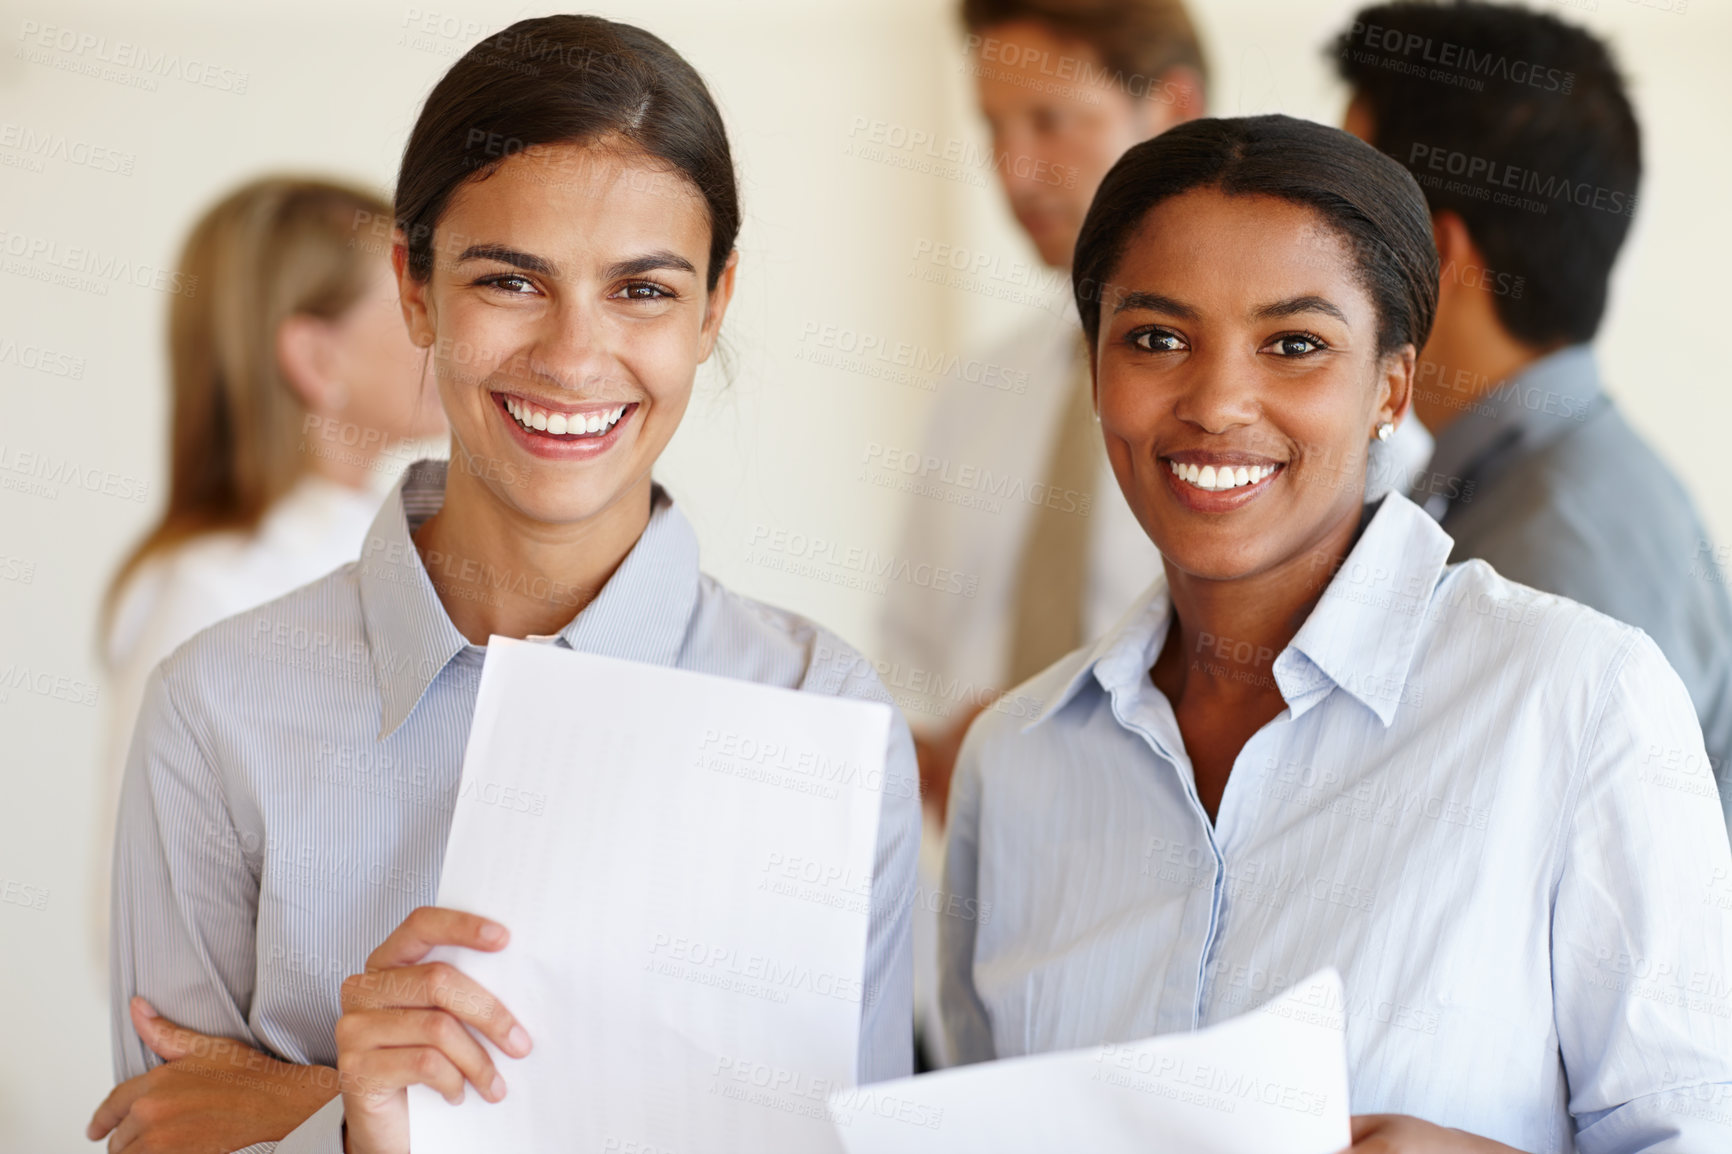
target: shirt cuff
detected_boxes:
[269,1094,345,1154]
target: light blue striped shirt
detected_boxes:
[940,491,1732,1154]
[110,459,920,1153]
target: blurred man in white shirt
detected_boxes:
[891,0,1207,818]
[882,0,1208,1068]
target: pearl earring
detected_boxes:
[1375,421,1395,442]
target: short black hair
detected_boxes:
[398,15,740,291]
[1333,1,1640,346]
[1073,114,1439,360]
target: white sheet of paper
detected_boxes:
[828,969,1351,1154]
[407,637,891,1154]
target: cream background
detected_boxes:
[0,0,1724,1147]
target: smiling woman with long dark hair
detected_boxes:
[938,115,1732,1153]
[89,17,919,1154]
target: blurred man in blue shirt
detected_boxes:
[1335,1,1732,832]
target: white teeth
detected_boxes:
[1168,460,1279,492]
[505,397,631,438]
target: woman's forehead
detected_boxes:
[454,143,699,210]
[436,144,710,260]
[1114,191,1374,315]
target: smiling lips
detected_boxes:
[501,393,630,438]
[1167,459,1282,493]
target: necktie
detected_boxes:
[1005,339,1098,686]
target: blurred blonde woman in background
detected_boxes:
[92,176,446,957]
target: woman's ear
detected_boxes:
[392,235,437,350]
[276,314,345,413]
[1376,343,1418,435]
[1087,338,1100,417]
[697,249,740,364]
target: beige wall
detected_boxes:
[1,0,1724,1147]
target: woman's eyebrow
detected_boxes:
[456,244,558,277]
[452,246,698,281]
[1113,291,1198,319]
[1251,295,1349,324]
[605,251,697,280]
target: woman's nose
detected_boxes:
[1171,348,1258,434]
[531,299,613,390]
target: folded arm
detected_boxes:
[99,664,337,1152]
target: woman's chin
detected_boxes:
[1146,524,1285,586]
[1165,555,1272,586]
[511,483,633,528]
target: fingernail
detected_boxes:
[132,997,158,1019]
[480,922,507,946]
[507,1025,531,1056]
[490,1073,507,1101]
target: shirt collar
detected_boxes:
[1276,493,1454,726]
[1028,492,1454,731]
[1024,576,1175,732]
[1419,343,1601,514]
[357,458,700,739]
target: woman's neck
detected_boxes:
[411,460,655,645]
[1153,501,1368,705]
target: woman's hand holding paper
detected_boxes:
[336,907,533,1154]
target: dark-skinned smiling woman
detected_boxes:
[938,116,1732,1154]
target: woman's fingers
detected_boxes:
[129,997,211,1063]
[103,1107,144,1154]
[1350,1114,1398,1143]
[89,999,196,1139]
[336,1009,506,1103]
[364,906,508,970]
[332,905,524,1151]
[341,961,531,1059]
[86,1071,151,1140]
[342,1043,472,1107]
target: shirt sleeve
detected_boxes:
[936,722,997,1065]
[1553,630,1732,1154]
[110,661,263,1081]
[859,711,921,1083]
[1474,514,1732,842]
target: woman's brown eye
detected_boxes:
[1134,329,1183,353]
[1273,335,1323,356]
[478,274,536,294]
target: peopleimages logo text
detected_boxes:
[1344,20,1574,93]
[1408,144,1636,217]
